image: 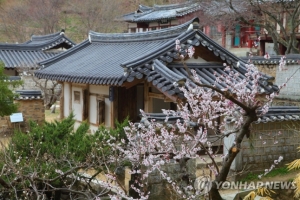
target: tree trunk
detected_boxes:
[50,104,56,113]
[210,182,223,200]
[270,34,280,55]
[209,112,258,199]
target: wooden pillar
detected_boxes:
[82,85,89,122]
[144,81,152,113]
[247,26,253,48]
[69,83,72,114]
[60,83,64,120]
[110,87,118,128]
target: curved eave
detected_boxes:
[121,28,242,71]
[254,106,300,124]
[89,18,196,43]
[30,32,62,41]
[121,29,195,69]
[34,71,123,86]
[0,35,75,51]
[130,16,177,23]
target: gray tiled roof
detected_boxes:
[141,106,300,124]
[35,19,197,85]
[0,31,75,69]
[255,106,300,123]
[241,54,300,66]
[146,60,277,98]
[35,18,277,95]
[14,90,43,100]
[118,1,201,22]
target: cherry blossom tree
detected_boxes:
[97,44,287,199]
[0,43,288,200]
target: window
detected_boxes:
[98,100,105,125]
[74,91,80,103]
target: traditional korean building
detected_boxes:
[33,17,300,177]
[117,0,259,57]
[117,1,202,33]
[34,18,277,131]
[0,30,75,76]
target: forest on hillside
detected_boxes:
[0,0,185,43]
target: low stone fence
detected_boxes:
[0,92,44,134]
[226,121,300,176]
[243,121,300,169]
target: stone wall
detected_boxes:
[0,99,45,133]
[141,160,196,200]
[17,75,60,92]
[257,65,277,79]
[275,64,300,101]
[229,121,300,173]
[17,99,45,125]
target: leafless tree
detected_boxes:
[17,66,61,110]
[0,2,30,42]
[201,0,300,55]
[26,0,66,34]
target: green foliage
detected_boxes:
[9,113,92,162]
[95,116,129,144]
[0,63,22,116]
[241,167,290,182]
[0,114,131,197]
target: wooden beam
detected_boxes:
[148,92,165,99]
[82,85,89,122]
[122,79,143,89]
[148,92,175,102]
[155,87,178,102]
[110,87,118,128]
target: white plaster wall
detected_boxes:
[89,85,109,95]
[88,85,111,128]
[89,95,97,124]
[64,83,71,117]
[149,22,159,27]
[89,124,99,134]
[105,98,111,127]
[275,65,300,100]
[72,86,83,121]
[170,19,178,26]
[128,23,137,28]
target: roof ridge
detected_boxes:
[30,31,62,41]
[89,18,197,43]
[0,34,75,51]
[138,4,152,11]
[153,1,198,10]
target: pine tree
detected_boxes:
[0,63,22,116]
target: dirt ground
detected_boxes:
[45,108,60,122]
